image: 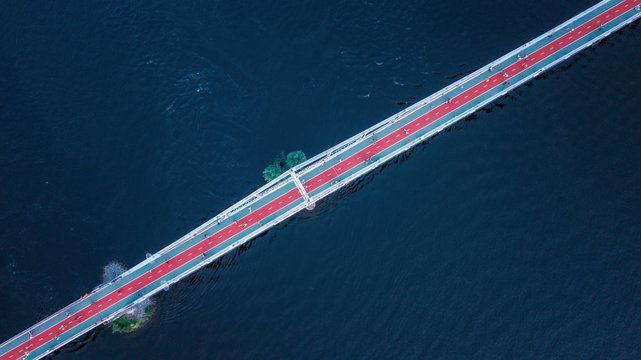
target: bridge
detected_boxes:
[2,1,640,358]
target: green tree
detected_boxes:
[263,163,283,182]
[285,151,307,168]
[272,157,286,169]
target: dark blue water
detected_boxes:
[1,1,640,358]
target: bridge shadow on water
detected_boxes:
[44,327,102,360]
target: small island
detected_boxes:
[108,305,155,334]
[102,261,155,334]
[263,150,307,182]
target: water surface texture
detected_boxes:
[1,1,640,359]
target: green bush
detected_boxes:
[109,305,155,334]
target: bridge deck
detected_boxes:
[2,1,640,359]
